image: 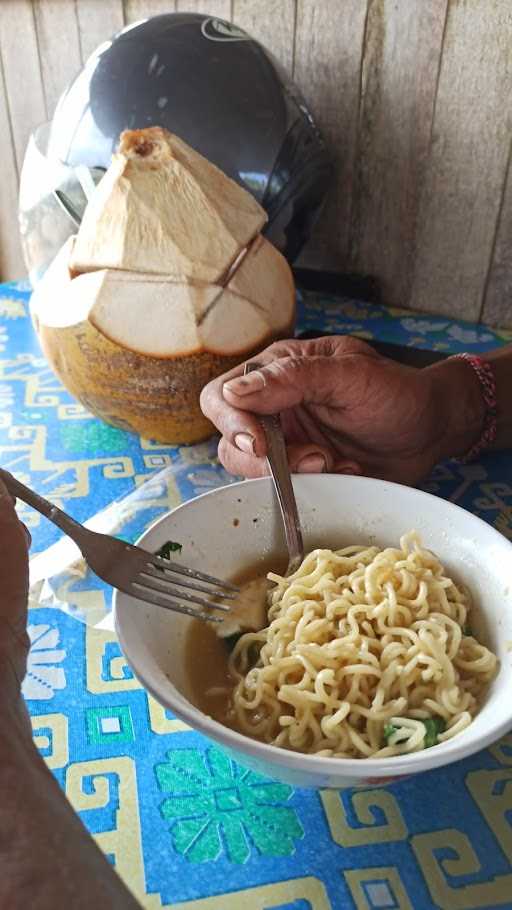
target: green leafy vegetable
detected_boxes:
[156,540,182,559]
[422,716,446,748]
[223,632,243,653]
[383,716,446,749]
[383,723,398,744]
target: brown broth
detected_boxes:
[184,614,235,724]
[185,555,287,726]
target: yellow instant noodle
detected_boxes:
[228,533,497,759]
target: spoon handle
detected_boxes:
[244,363,304,574]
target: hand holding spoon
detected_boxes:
[218,361,305,637]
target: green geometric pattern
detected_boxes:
[156,746,304,864]
[60,421,129,454]
[86,706,134,745]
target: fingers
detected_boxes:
[201,350,330,451]
[0,474,30,692]
[0,474,17,516]
[218,437,363,479]
[218,437,269,477]
[219,336,376,417]
[200,345,320,456]
[0,475,31,545]
[200,365,267,457]
[200,334,377,460]
[222,356,327,414]
[0,475,30,599]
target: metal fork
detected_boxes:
[244,363,304,575]
[1,470,236,623]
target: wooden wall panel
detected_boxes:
[176,1,231,18]
[33,0,82,117]
[293,0,367,269]
[232,0,295,74]
[0,0,47,171]
[0,49,24,282]
[410,0,512,321]
[76,0,125,62]
[124,0,176,25]
[1,0,512,326]
[482,143,512,328]
[349,0,447,307]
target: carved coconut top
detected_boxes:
[32,127,294,360]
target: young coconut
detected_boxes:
[70,127,268,283]
[31,128,295,444]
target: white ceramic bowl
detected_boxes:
[114,475,512,789]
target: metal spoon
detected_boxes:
[244,361,304,575]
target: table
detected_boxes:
[1,279,512,910]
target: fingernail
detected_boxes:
[234,433,255,455]
[337,462,361,476]
[297,454,327,474]
[224,371,265,397]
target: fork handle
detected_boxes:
[262,412,304,566]
[243,364,304,570]
[0,469,86,540]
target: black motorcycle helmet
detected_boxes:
[20,14,331,284]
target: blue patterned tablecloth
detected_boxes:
[1,280,512,910]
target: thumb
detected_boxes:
[0,473,16,509]
[0,474,30,677]
[223,356,328,413]
[0,474,31,548]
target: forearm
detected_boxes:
[427,344,512,461]
[0,698,141,910]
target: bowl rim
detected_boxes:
[114,474,512,778]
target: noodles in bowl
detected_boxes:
[114,474,512,789]
[224,533,497,758]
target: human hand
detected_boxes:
[0,476,143,908]
[0,474,30,702]
[200,336,484,484]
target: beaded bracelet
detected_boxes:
[450,353,497,463]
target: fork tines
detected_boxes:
[139,563,230,612]
[130,583,225,623]
[152,554,239,592]
[127,552,239,623]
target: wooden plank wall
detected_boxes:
[1,0,512,327]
